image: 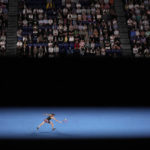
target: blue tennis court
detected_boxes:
[0,107,150,139]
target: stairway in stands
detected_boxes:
[114,0,132,56]
[6,0,18,56]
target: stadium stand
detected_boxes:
[3,0,150,58]
[124,0,150,57]
[17,0,121,57]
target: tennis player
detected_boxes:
[37,113,62,131]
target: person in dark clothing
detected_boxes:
[37,113,62,131]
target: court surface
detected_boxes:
[0,107,150,139]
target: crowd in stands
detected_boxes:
[17,0,121,57]
[124,0,150,57]
[0,0,8,56]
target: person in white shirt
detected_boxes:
[114,29,119,37]
[48,19,53,25]
[48,41,54,53]
[0,33,6,41]
[23,19,28,27]
[48,34,54,42]
[17,40,23,48]
[69,36,74,42]
[0,40,6,50]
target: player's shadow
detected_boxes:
[31,130,73,138]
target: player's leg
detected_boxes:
[37,121,45,130]
[49,121,56,131]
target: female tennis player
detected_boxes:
[37,113,62,131]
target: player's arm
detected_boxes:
[52,117,62,123]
